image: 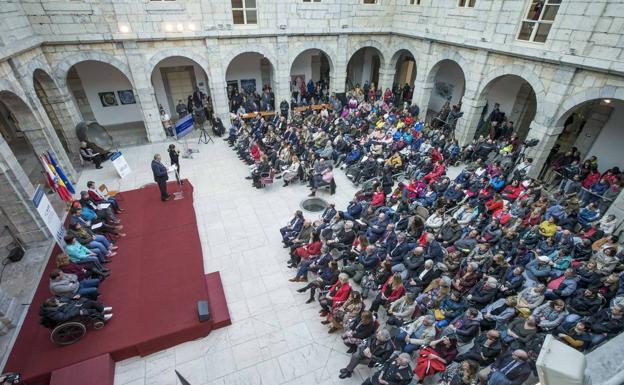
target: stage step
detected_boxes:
[49,354,114,385]
[205,272,232,329]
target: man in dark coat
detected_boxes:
[362,352,413,385]
[151,154,170,201]
[478,349,532,385]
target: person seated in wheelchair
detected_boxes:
[249,155,271,189]
[39,295,113,328]
[309,163,335,197]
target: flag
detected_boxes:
[47,151,75,194]
[41,153,72,202]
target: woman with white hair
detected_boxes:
[281,155,300,186]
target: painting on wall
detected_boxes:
[117,90,136,105]
[98,92,118,107]
[434,82,454,101]
[240,79,257,93]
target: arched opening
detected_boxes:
[66,60,147,146]
[33,69,71,153]
[346,47,383,93]
[391,50,416,105]
[425,59,466,124]
[553,98,624,171]
[0,90,65,212]
[150,56,213,124]
[289,49,332,105]
[225,52,275,113]
[475,74,537,140]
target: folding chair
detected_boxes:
[99,183,123,201]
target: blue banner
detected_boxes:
[175,114,194,139]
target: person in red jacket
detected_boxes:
[288,232,322,268]
[250,142,261,163]
[422,161,446,185]
[370,186,386,207]
[485,194,504,213]
[582,169,601,190]
[369,274,406,314]
[319,273,352,316]
[500,180,523,201]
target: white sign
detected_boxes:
[32,186,66,249]
[111,151,132,179]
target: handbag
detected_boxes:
[433,308,446,321]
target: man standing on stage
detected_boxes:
[151,154,170,201]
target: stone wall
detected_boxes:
[0,0,623,244]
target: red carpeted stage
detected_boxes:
[5,180,230,385]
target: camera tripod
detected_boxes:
[198,126,214,144]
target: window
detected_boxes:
[363,0,377,4]
[303,0,321,2]
[518,0,560,42]
[410,0,421,4]
[231,0,257,25]
[458,0,475,7]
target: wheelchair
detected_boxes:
[41,314,106,346]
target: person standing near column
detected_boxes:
[151,154,170,201]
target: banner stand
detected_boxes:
[175,114,199,159]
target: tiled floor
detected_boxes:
[75,132,373,385]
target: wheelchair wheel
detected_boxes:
[51,321,86,345]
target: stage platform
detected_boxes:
[5,180,230,385]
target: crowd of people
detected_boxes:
[228,84,624,384]
[39,181,123,332]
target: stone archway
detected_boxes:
[424,59,466,123]
[346,46,385,94]
[289,48,334,104]
[149,54,214,122]
[388,49,417,105]
[225,51,277,112]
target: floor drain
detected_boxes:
[300,197,328,213]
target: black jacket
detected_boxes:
[488,351,532,385]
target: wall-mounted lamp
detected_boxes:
[164,23,174,32]
[604,99,611,104]
[279,24,287,30]
[176,23,184,32]
[188,22,197,31]
[119,24,131,33]
[341,24,348,29]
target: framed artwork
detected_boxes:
[98,92,118,107]
[240,79,256,93]
[117,90,136,105]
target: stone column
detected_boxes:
[274,36,291,110]
[377,63,395,95]
[207,40,230,124]
[455,95,487,146]
[331,35,348,95]
[411,63,432,117]
[0,138,48,245]
[523,121,563,179]
[22,92,78,181]
[43,88,82,155]
[123,42,165,143]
